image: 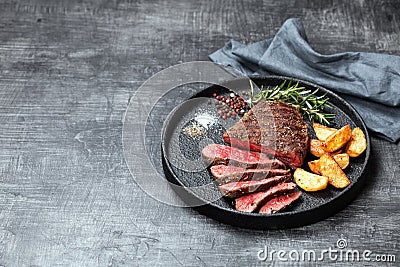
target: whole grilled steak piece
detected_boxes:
[218,175,292,198]
[201,144,286,169]
[259,191,302,214]
[235,182,297,212]
[223,101,309,168]
[210,165,290,184]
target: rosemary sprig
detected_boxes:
[248,80,335,125]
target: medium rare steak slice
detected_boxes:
[235,182,297,212]
[210,165,290,184]
[259,191,302,214]
[218,175,292,198]
[223,101,309,168]
[201,144,285,169]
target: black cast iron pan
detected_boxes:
[161,76,370,229]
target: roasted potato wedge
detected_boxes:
[308,160,321,174]
[322,125,352,153]
[319,154,350,188]
[294,168,329,192]
[333,153,350,169]
[309,139,327,157]
[310,139,343,158]
[345,127,367,157]
[331,148,344,155]
[308,153,349,175]
[313,123,338,141]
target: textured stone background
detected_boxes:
[0,0,398,266]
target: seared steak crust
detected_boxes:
[201,144,286,169]
[218,175,292,198]
[210,165,290,184]
[235,182,297,212]
[223,101,309,168]
[259,191,302,214]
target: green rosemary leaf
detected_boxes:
[247,80,335,125]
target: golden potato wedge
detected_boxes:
[308,160,321,174]
[313,123,338,141]
[319,154,350,188]
[310,139,343,158]
[333,153,350,169]
[308,153,349,174]
[294,168,329,192]
[309,139,327,157]
[331,148,344,155]
[322,125,352,153]
[345,127,367,157]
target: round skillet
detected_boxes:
[161,76,370,229]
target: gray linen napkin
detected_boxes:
[209,18,400,142]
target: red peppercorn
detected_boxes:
[222,115,227,120]
[216,96,221,100]
[213,93,217,97]
[222,97,226,102]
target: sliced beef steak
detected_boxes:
[218,175,292,198]
[259,191,302,214]
[210,165,290,184]
[201,144,285,169]
[223,101,309,168]
[235,182,297,212]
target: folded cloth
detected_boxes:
[209,18,400,143]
